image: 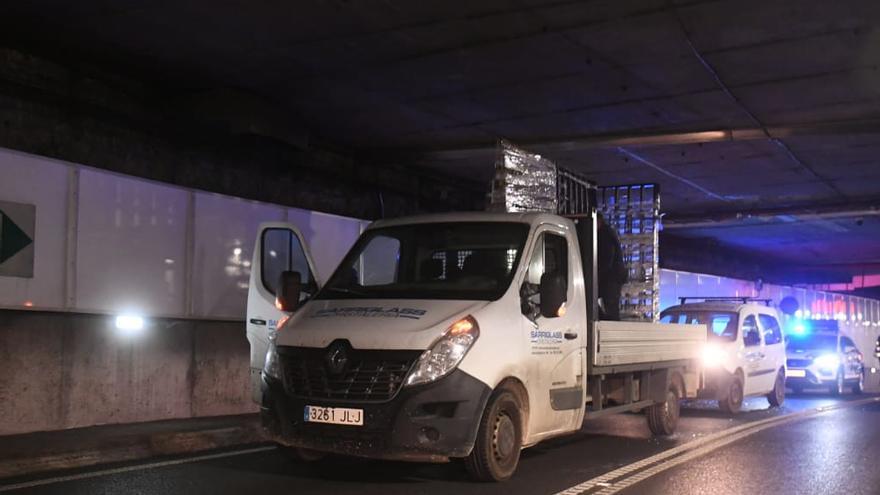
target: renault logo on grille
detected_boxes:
[325,341,350,375]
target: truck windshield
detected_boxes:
[316,222,530,301]
[660,311,738,342]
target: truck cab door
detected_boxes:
[246,222,319,403]
[522,227,585,435]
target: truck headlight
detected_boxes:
[406,316,479,387]
[262,316,290,381]
[263,341,281,380]
[814,354,840,371]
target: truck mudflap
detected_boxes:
[261,369,492,463]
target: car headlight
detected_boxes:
[814,354,840,370]
[406,316,480,387]
[701,345,727,367]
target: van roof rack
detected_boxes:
[677,296,772,306]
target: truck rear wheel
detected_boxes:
[646,380,681,436]
[719,375,744,414]
[464,387,523,482]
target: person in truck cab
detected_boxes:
[597,213,627,320]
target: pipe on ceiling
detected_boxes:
[664,206,880,229]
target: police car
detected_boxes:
[785,319,865,395]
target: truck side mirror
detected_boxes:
[540,272,567,318]
[276,270,302,312]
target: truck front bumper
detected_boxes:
[260,369,492,462]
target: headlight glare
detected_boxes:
[406,316,479,386]
[814,354,840,370]
[701,345,726,367]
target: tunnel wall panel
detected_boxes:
[0,146,367,320]
[0,150,68,309]
[191,193,286,319]
[0,311,256,436]
[76,169,189,316]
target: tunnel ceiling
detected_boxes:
[1,0,880,280]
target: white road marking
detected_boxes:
[0,446,276,492]
[556,397,880,495]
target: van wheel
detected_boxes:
[646,380,681,436]
[766,369,785,407]
[830,368,845,396]
[719,375,744,414]
[465,387,523,482]
[279,446,327,462]
[852,371,865,395]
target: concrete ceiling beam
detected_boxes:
[409,119,880,160]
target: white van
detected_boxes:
[659,298,788,413]
[246,211,706,481]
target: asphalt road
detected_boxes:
[2,394,876,495]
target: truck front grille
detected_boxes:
[279,346,422,402]
[787,358,812,368]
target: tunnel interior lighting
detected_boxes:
[115,314,145,335]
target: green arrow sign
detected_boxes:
[0,210,33,264]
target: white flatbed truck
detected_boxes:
[246,206,706,481]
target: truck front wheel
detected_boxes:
[646,380,681,436]
[464,387,524,482]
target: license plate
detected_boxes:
[786,369,806,378]
[304,405,364,426]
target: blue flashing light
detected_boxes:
[788,319,810,337]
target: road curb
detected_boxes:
[0,418,266,480]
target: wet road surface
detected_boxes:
[1,394,876,495]
[620,399,880,495]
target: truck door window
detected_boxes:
[841,337,857,353]
[524,232,569,316]
[758,314,783,345]
[742,315,761,347]
[527,233,568,288]
[261,228,313,295]
[358,235,401,286]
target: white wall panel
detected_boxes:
[192,193,285,318]
[0,149,68,309]
[76,169,188,316]
[287,208,366,283]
